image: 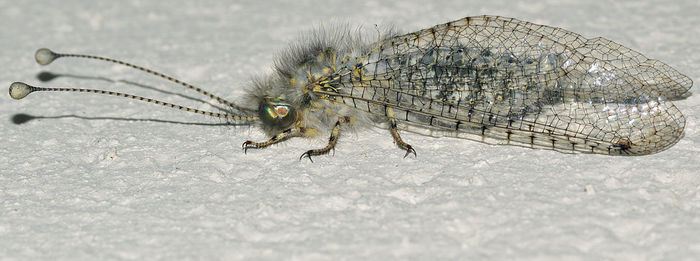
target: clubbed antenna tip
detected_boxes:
[9,82,33,99]
[35,48,57,65]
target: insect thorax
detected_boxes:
[249,31,380,136]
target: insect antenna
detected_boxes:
[9,48,258,122]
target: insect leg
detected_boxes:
[386,107,416,158]
[389,119,417,158]
[242,127,309,153]
[299,116,352,162]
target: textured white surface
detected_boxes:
[1,0,699,260]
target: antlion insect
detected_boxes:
[9,15,692,161]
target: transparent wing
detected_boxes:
[581,36,692,99]
[326,15,690,155]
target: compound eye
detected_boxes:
[259,101,297,129]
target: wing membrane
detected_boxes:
[323,15,689,155]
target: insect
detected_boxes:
[9,15,692,160]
